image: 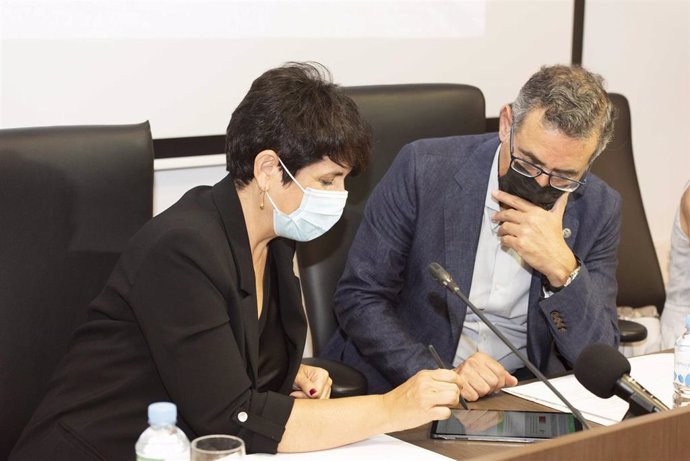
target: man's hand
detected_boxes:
[453,352,518,401]
[491,190,577,288]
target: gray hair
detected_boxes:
[512,65,617,159]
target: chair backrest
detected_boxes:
[297,84,486,355]
[0,123,154,458]
[590,94,666,314]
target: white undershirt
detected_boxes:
[452,144,532,372]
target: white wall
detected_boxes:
[1,0,572,137]
[154,158,227,215]
[583,0,690,279]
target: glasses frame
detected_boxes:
[509,124,587,193]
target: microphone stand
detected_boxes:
[428,262,591,430]
[619,375,669,419]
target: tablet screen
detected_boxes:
[431,409,583,443]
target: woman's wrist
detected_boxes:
[379,392,400,433]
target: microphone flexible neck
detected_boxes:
[428,262,591,430]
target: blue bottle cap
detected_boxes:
[148,402,177,426]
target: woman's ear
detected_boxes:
[498,104,513,144]
[253,150,280,190]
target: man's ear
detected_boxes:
[253,150,280,190]
[498,105,513,144]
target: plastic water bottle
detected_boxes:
[673,315,690,407]
[135,402,190,461]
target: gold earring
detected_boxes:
[259,189,265,210]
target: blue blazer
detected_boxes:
[323,133,621,393]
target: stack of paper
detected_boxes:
[504,353,675,426]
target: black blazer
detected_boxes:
[11,175,306,460]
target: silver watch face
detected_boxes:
[564,264,581,287]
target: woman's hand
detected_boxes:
[291,363,332,399]
[382,369,463,432]
[280,368,461,451]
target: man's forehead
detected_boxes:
[516,112,598,170]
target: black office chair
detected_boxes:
[0,123,154,459]
[590,94,666,343]
[298,84,486,395]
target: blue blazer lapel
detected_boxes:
[443,136,500,344]
[561,192,582,253]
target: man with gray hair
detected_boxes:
[323,65,621,397]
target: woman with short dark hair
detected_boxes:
[10,62,461,459]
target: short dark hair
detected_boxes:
[226,62,371,187]
[512,65,617,159]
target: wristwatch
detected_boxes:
[546,261,581,293]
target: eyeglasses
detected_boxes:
[509,124,587,193]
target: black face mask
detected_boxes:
[498,168,565,210]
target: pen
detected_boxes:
[428,344,469,410]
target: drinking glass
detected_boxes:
[191,434,245,460]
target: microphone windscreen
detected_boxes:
[574,343,631,398]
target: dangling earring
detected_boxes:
[259,188,266,210]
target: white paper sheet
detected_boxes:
[503,353,675,426]
[245,434,452,460]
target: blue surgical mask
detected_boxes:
[266,158,348,242]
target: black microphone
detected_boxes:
[427,262,592,430]
[574,343,669,417]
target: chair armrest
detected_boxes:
[619,318,648,343]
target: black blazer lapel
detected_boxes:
[271,238,307,394]
[211,175,261,383]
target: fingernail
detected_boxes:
[309,389,317,396]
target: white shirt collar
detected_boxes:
[485,144,501,212]
[485,144,502,234]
